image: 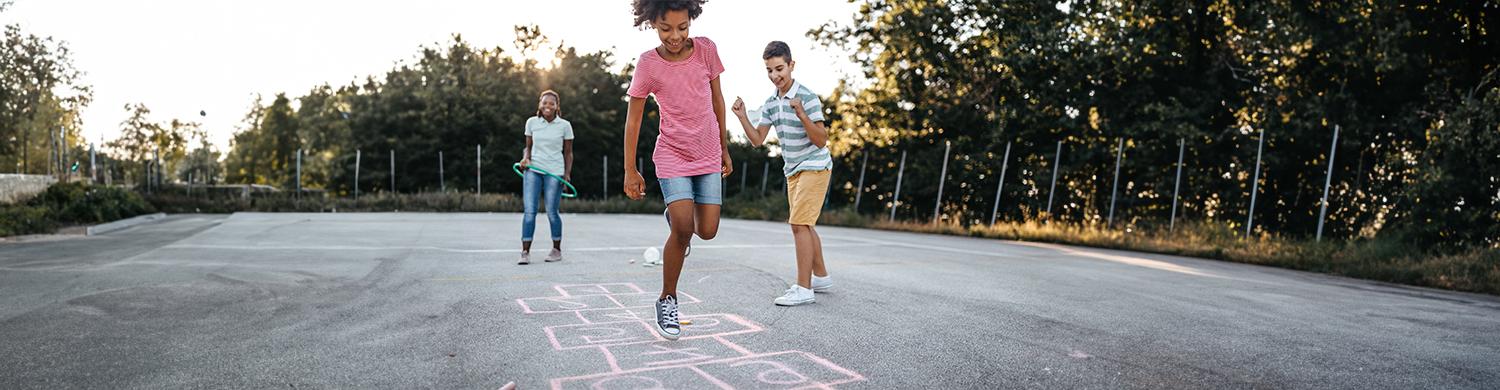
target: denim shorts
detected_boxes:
[659,172,723,205]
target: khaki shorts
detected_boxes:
[786,169,831,226]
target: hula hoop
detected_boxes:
[513,163,579,198]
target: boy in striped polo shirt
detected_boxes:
[731,41,834,307]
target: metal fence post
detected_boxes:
[990,142,1011,225]
[760,161,770,195]
[603,154,609,198]
[439,151,446,193]
[476,144,482,195]
[1046,141,1062,218]
[355,149,361,200]
[890,150,907,221]
[1107,138,1124,225]
[854,151,869,211]
[740,161,747,195]
[933,141,951,224]
[1316,125,1340,241]
[389,150,396,194]
[1170,138,1184,232]
[296,148,303,199]
[1246,127,1266,237]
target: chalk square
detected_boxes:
[578,307,656,324]
[517,294,623,313]
[603,337,753,371]
[545,314,763,350]
[545,321,661,350]
[609,291,702,309]
[555,283,645,297]
[552,366,715,390]
[695,351,865,389]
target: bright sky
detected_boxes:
[1,0,862,151]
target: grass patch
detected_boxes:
[145,190,664,214]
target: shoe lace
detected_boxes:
[659,297,679,324]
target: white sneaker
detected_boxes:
[774,285,815,306]
[811,275,833,292]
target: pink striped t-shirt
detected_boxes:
[627,36,725,179]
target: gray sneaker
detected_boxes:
[518,251,531,265]
[653,295,682,340]
[544,248,563,262]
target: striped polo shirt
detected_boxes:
[759,81,832,176]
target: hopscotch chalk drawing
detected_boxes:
[515,283,866,389]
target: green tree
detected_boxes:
[105,103,196,186]
[0,9,92,175]
[813,0,1497,247]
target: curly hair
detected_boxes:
[631,0,708,29]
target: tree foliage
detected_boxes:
[812,0,1498,247]
[0,4,92,175]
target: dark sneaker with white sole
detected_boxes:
[653,295,682,340]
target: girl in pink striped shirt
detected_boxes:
[622,0,733,341]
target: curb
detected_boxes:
[86,213,167,236]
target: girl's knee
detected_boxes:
[695,226,718,240]
[670,219,695,238]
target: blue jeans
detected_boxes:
[522,170,562,242]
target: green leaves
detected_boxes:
[815,0,1498,247]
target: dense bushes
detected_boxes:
[0,182,155,237]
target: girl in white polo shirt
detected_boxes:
[517,90,573,265]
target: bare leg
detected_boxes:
[810,226,828,277]
[694,204,722,240]
[552,240,561,250]
[661,200,696,299]
[791,224,816,289]
[522,241,532,252]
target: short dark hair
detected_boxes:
[632,0,708,29]
[762,41,792,62]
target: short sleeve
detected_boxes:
[563,121,575,140]
[626,56,654,99]
[803,95,826,122]
[696,37,725,80]
[758,99,774,127]
[524,117,536,136]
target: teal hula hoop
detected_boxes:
[513,163,579,198]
